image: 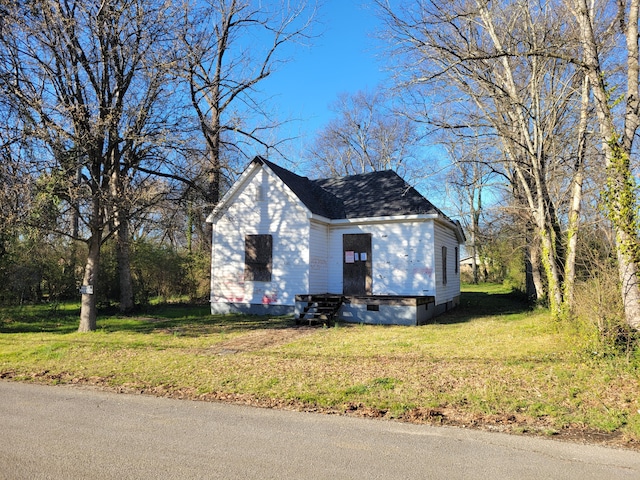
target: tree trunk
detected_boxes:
[116,214,134,313]
[470,187,481,285]
[527,233,545,304]
[563,168,583,314]
[471,246,479,285]
[572,0,640,329]
[78,159,105,332]
[110,159,135,313]
[603,150,640,331]
[563,76,589,315]
[617,232,640,330]
[68,165,82,297]
[539,226,563,316]
[78,230,101,332]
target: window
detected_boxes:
[455,247,459,274]
[442,246,448,285]
[245,234,272,281]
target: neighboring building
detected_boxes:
[459,254,490,283]
[459,254,478,278]
[206,156,465,325]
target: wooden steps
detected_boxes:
[296,294,344,327]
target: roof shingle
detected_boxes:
[255,156,446,220]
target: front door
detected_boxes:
[343,233,372,295]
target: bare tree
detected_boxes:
[444,136,497,285]
[0,0,179,330]
[0,106,30,244]
[181,0,317,208]
[377,0,590,318]
[568,0,640,329]
[307,89,424,180]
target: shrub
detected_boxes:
[0,236,81,304]
[572,261,637,356]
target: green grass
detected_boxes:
[1,284,639,448]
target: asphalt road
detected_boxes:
[1,381,639,479]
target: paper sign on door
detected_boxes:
[345,251,355,263]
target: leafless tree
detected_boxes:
[444,135,497,285]
[0,0,180,330]
[567,0,640,329]
[377,0,590,318]
[307,89,424,181]
[181,0,317,208]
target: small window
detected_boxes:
[367,304,379,312]
[455,247,459,274]
[245,234,272,281]
[442,246,448,285]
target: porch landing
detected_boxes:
[295,294,442,326]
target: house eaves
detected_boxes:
[310,213,440,226]
[310,213,465,245]
[435,217,466,244]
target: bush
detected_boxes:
[572,261,637,356]
[130,239,209,304]
[94,238,210,307]
[0,236,81,305]
[0,233,210,308]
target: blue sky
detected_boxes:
[255,1,457,216]
[261,1,389,164]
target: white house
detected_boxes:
[206,156,465,325]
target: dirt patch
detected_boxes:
[134,317,167,323]
[202,327,317,354]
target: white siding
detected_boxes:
[309,221,329,293]
[211,167,310,307]
[327,220,436,296]
[209,162,463,312]
[434,221,461,305]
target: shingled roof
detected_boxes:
[255,156,448,220]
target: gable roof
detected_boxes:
[255,156,448,220]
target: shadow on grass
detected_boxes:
[98,304,298,336]
[0,304,81,334]
[0,302,297,335]
[1,289,531,333]
[433,289,531,325]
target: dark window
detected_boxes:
[245,234,272,281]
[455,247,459,274]
[442,246,448,285]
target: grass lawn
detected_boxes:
[1,284,639,449]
